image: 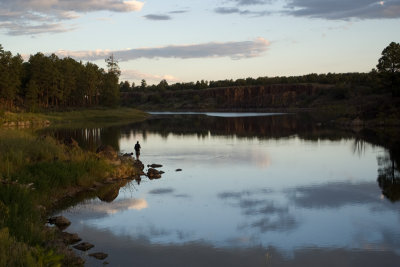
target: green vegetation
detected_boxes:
[376,41,400,96]
[120,42,399,96]
[0,129,117,265]
[0,44,120,111]
[0,107,145,265]
[0,227,63,267]
[0,41,398,266]
[119,42,400,125]
[1,107,149,128]
[43,107,149,127]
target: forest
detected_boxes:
[120,42,399,96]
[0,44,120,111]
[1,42,399,112]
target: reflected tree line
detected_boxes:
[378,153,400,202]
[44,114,400,202]
[41,127,121,152]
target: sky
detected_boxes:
[0,0,399,85]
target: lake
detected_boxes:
[50,112,400,266]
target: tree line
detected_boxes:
[0,44,120,111]
[121,73,378,92]
[1,42,399,111]
[121,42,399,96]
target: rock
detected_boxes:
[103,261,109,265]
[147,164,163,168]
[147,168,162,179]
[61,232,82,245]
[89,252,108,260]
[134,160,145,170]
[175,169,182,172]
[48,216,71,229]
[73,242,94,251]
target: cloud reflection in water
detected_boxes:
[72,198,148,216]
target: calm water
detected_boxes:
[52,113,400,266]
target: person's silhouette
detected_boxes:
[134,141,141,160]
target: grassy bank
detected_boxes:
[0,130,105,265]
[1,107,149,128]
[0,109,147,266]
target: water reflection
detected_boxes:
[218,189,297,233]
[42,127,121,151]
[377,153,400,202]
[44,114,400,204]
[50,113,400,266]
[96,180,129,202]
[72,224,400,267]
[73,198,147,217]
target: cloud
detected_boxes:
[215,0,400,20]
[251,215,297,232]
[143,14,172,20]
[121,69,180,83]
[148,188,175,195]
[215,0,272,16]
[286,182,382,209]
[0,21,76,35]
[169,10,189,14]
[0,0,144,35]
[0,0,144,13]
[214,7,270,16]
[284,0,400,20]
[218,188,297,232]
[54,38,270,61]
[215,7,241,14]
[230,0,269,5]
[70,198,148,218]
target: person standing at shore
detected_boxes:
[134,141,141,160]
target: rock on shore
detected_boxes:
[73,242,94,251]
[48,216,71,229]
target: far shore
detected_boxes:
[1,107,149,128]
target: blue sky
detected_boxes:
[1,0,399,85]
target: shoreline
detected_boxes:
[1,107,149,128]
[2,105,400,129]
[46,152,146,266]
[0,110,148,266]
